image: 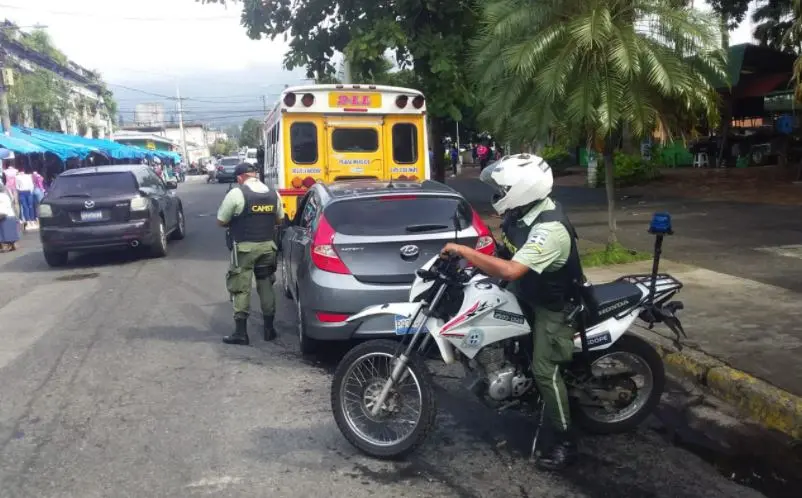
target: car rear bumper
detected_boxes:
[298,268,411,341]
[40,219,153,251]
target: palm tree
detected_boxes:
[471,0,726,246]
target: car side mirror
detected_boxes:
[165,180,178,190]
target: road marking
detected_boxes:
[754,244,802,260]
[185,476,242,489]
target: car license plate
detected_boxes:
[80,210,103,222]
[395,314,425,335]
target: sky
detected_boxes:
[1,0,760,126]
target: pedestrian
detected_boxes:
[450,144,459,177]
[33,169,45,224]
[428,146,434,167]
[471,143,478,165]
[440,154,581,470]
[16,167,36,231]
[0,184,19,252]
[477,143,490,170]
[216,162,284,345]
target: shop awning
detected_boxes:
[736,73,791,98]
[0,134,46,154]
[11,127,98,160]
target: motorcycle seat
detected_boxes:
[587,281,643,322]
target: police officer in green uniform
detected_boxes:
[217,163,284,345]
[441,153,583,471]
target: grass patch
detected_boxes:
[580,242,652,268]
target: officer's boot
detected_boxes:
[263,315,277,341]
[536,427,578,471]
[223,318,250,346]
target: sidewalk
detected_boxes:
[481,214,802,440]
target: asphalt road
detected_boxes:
[449,176,802,292]
[0,180,775,498]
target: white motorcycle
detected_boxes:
[331,213,686,459]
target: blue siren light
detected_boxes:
[649,212,673,235]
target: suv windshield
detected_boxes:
[219,158,239,166]
[325,196,472,236]
[48,172,137,198]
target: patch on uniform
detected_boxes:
[526,229,549,252]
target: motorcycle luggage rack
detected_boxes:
[616,273,683,288]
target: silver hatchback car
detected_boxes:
[279,180,496,354]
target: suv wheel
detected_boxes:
[150,218,168,258]
[296,292,318,355]
[170,208,186,241]
[43,249,69,267]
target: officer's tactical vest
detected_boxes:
[501,201,584,312]
[229,185,279,243]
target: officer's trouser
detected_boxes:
[226,241,277,320]
[532,307,575,432]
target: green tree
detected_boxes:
[7,69,70,131]
[199,0,478,182]
[239,118,262,148]
[472,0,726,245]
[211,138,238,156]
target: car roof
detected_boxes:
[321,179,459,201]
[58,164,148,176]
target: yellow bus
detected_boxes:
[262,84,430,220]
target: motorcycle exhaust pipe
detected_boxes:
[129,240,140,248]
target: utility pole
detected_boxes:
[0,53,12,136]
[176,82,189,166]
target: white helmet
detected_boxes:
[479,153,553,215]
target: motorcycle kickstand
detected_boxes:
[530,398,545,461]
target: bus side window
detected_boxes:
[392,123,418,164]
[290,122,318,164]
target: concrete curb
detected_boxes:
[631,327,802,441]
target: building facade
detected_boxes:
[0,21,114,138]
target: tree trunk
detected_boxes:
[603,147,618,247]
[430,117,446,183]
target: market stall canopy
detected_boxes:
[0,134,46,154]
[23,128,148,160]
[11,127,98,160]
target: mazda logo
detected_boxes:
[84,200,95,209]
[399,244,420,260]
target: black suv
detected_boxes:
[38,164,186,267]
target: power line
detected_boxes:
[0,3,241,22]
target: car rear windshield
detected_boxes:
[324,196,472,236]
[48,172,138,198]
[219,158,240,166]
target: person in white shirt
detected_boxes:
[16,168,36,229]
[0,184,19,251]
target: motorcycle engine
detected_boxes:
[473,343,533,401]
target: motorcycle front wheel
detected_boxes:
[331,339,437,459]
[570,334,665,434]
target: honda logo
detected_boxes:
[399,244,420,260]
[84,200,95,209]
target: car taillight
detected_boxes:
[472,208,495,255]
[311,214,351,274]
[217,165,223,171]
[316,311,350,323]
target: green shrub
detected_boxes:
[597,152,661,187]
[540,145,573,176]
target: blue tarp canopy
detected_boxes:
[0,134,46,154]
[11,127,98,160]
[23,128,148,160]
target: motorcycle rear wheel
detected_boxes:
[570,334,665,434]
[331,339,437,459]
